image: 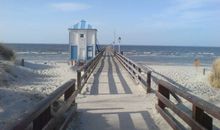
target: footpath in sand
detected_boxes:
[67,50,171,130]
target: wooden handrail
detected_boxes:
[77,49,105,91]
[77,48,105,72]
[115,51,152,93]
[114,50,220,130]
[156,79,220,119]
[7,79,77,130]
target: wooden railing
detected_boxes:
[115,51,220,130]
[6,49,105,130]
[7,79,77,130]
[155,79,220,130]
[115,51,152,93]
[77,49,105,92]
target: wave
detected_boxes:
[16,51,69,55]
[124,51,216,57]
[197,52,215,55]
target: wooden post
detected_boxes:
[64,83,75,101]
[203,68,205,75]
[133,64,136,69]
[77,70,81,91]
[64,82,76,106]
[72,83,76,104]
[147,71,152,93]
[71,82,77,112]
[192,105,212,130]
[138,68,141,73]
[158,84,170,109]
[33,106,51,130]
[21,59,24,66]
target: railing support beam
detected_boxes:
[33,106,51,130]
[77,70,81,92]
[158,84,170,109]
[147,71,152,93]
[192,105,212,130]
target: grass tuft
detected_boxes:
[209,58,220,88]
[194,58,201,67]
[0,43,16,61]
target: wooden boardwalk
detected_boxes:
[67,49,171,130]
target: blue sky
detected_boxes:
[0,0,220,46]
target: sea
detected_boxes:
[3,43,220,66]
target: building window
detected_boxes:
[80,34,84,38]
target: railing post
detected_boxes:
[72,82,76,104]
[192,105,212,130]
[147,71,152,93]
[33,106,51,130]
[65,81,77,110]
[64,82,75,101]
[21,59,24,66]
[77,70,81,91]
[138,68,141,73]
[158,84,169,109]
[114,50,116,56]
[84,72,88,82]
[203,68,205,75]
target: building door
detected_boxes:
[87,46,93,60]
[71,46,77,60]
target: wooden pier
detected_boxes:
[7,47,220,130]
[70,48,169,130]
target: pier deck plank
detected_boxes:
[67,49,171,130]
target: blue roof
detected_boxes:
[73,19,93,29]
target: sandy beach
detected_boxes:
[0,60,76,128]
[146,64,220,106]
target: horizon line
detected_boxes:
[2,42,220,48]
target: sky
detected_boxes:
[0,0,220,46]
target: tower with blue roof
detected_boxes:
[69,20,97,64]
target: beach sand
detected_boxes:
[146,65,220,106]
[145,64,220,129]
[0,60,76,128]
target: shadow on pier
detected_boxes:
[76,108,160,130]
[89,51,133,95]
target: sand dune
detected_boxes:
[0,61,76,128]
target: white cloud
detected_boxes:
[51,2,90,11]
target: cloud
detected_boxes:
[51,2,90,11]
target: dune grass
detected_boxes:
[0,43,15,61]
[209,58,220,88]
[193,58,201,67]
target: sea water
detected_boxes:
[119,45,220,66]
[4,44,69,61]
[4,44,220,66]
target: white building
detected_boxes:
[69,20,97,63]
